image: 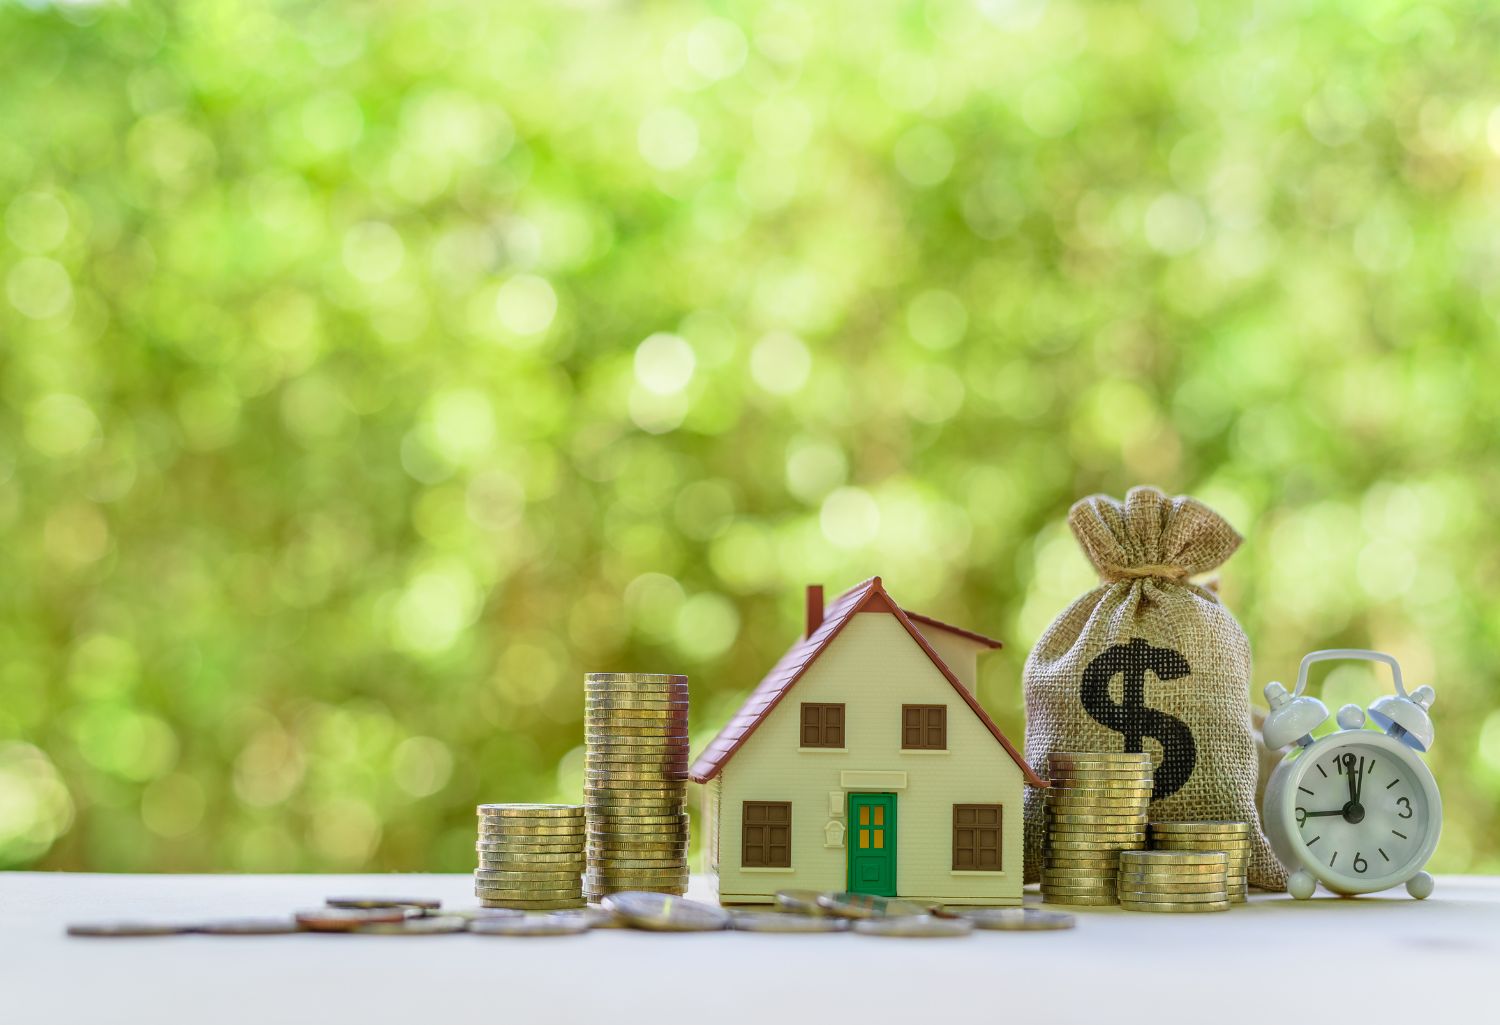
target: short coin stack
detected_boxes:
[1149,820,1250,903]
[1117,850,1230,913]
[584,673,690,901]
[475,804,585,910]
[1041,751,1153,906]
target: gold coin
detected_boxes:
[475,823,584,837]
[1047,814,1148,825]
[587,817,689,827]
[584,672,689,684]
[477,898,587,911]
[1041,894,1118,906]
[474,882,585,900]
[1050,792,1152,804]
[474,843,585,856]
[474,870,582,883]
[477,804,584,818]
[585,706,691,719]
[1048,751,1152,763]
[1048,771,1155,782]
[1120,850,1227,865]
[473,846,585,860]
[1147,819,1248,831]
[585,728,692,739]
[1118,899,1230,913]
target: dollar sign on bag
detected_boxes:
[1079,637,1196,800]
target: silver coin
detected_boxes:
[853,915,973,938]
[196,918,300,935]
[940,908,1077,931]
[66,921,198,937]
[602,892,731,931]
[470,914,591,936]
[816,892,934,919]
[732,911,850,933]
[326,896,440,910]
[774,890,833,916]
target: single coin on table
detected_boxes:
[939,908,1076,931]
[326,896,440,911]
[471,914,591,936]
[66,921,199,937]
[602,891,731,931]
[354,915,471,935]
[196,918,300,935]
[731,911,850,933]
[774,889,835,916]
[815,892,934,920]
[295,908,409,931]
[853,916,973,938]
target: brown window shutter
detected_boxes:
[952,804,1003,871]
[743,801,793,868]
[902,705,946,750]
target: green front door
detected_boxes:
[847,793,897,896]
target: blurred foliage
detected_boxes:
[1,0,1498,876]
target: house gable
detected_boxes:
[690,577,1043,787]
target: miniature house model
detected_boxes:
[691,577,1042,905]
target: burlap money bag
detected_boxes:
[1022,486,1287,890]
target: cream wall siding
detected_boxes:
[914,628,988,692]
[713,612,1024,904]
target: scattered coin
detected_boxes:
[853,915,973,938]
[815,893,934,919]
[774,890,833,916]
[196,918,300,935]
[732,912,850,933]
[295,908,410,931]
[326,896,440,911]
[576,907,627,929]
[941,908,1076,931]
[353,915,471,935]
[602,891,730,931]
[471,914,592,936]
[66,921,198,937]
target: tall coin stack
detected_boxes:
[1041,751,1153,906]
[1117,849,1230,913]
[583,673,690,902]
[1149,820,1250,903]
[474,804,586,910]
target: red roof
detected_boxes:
[689,578,1044,786]
[905,611,1003,649]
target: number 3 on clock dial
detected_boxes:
[1292,743,1426,875]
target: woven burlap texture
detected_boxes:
[1023,486,1288,891]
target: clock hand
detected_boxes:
[1343,753,1358,809]
[1353,755,1366,806]
[1303,810,1346,817]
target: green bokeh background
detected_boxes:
[2,0,1497,875]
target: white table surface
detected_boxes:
[2,872,1493,1024]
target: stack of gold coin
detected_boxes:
[1041,751,1153,906]
[1148,820,1251,903]
[474,804,585,910]
[1117,850,1230,912]
[583,673,690,901]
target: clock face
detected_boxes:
[1292,738,1431,883]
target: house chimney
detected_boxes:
[805,585,824,637]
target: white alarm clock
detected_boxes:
[1261,649,1441,900]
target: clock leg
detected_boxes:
[1288,870,1317,900]
[1406,872,1434,900]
